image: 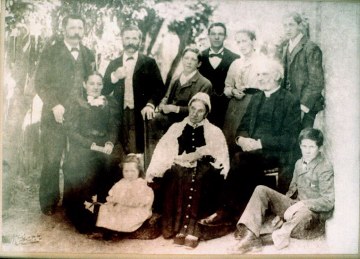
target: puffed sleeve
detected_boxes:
[146,122,181,179]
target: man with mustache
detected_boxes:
[102,25,165,155]
[35,14,95,215]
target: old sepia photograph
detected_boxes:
[1,0,359,257]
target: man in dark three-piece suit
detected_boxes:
[280,12,325,128]
[35,14,95,215]
[102,25,165,154]
[198,22,239,128]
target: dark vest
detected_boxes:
[253,91,280,140]
[71,52,87,99]
[177,124,206,155]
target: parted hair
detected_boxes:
[208,22,227,36]
[121,25,143,39]
[182,46,202,62]
[298,128,324,147]
[62,14,85,29]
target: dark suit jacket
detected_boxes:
[237,88,301,162]
[198,48,239,95]
[279,36,324,112]
[102,53,165,152]
[166,71,212,116]
[35,40,95,122]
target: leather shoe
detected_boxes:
[184,235,199,249]
[173,233,185,246]
[234,224,249,240]
[232,226,262,254]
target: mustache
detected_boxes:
[124,44,139,50]
[68,34,82,40]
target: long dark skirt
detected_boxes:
[62,145,122,233]
[160,160,223,239]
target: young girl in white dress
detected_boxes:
[96,154,154,233]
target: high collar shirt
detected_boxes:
[179,70,197,86]
[64,40,80,60]
[263,85,281,98]
[209,47,224,69]
[123,51,139,109]
[288,33,304,53]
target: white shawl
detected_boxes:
[146,117,230,180]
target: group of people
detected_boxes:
[34,11,334,253]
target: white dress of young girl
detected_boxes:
[96,178,154,232]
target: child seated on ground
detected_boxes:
[96,154,154,235]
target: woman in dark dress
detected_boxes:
[146,92,229,248]
[63,71,124,233]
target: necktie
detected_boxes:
[71,47,79,53]
[209,53,223,58]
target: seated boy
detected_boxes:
[232,128,334,254]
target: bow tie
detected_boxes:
[126,56,134,61]
[87,95,106,107]
[209,53,223,58]
[71,47,79,52]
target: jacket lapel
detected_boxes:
[133,53,144,75]
[288,36,307,65]
[180,71,200,89]
[282,42,289,64]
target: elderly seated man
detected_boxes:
[201,56,301,229]
[232,128,334,254]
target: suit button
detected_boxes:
[189,196,192,199]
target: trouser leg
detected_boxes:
[39,123,65,213]
[121,108,137,154]
[272,205,318,249]
[238,185,294,237]
[222,151,271,219]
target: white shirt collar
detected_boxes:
[123,51,139,62]
[64,40,80,52]
[209,47,224,55]
[263,85,281,97]
[180,70,197,85]
[289,33,303,52]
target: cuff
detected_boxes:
[146,103,155,109]
[224,87,233,97]
[235,136,241,146]
[105,141,114,147]
[111,72,119,84]
[301,104,310,113]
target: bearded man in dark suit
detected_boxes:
[35,14,95,215]
[198,22,239,128]
[102,25,165,155]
